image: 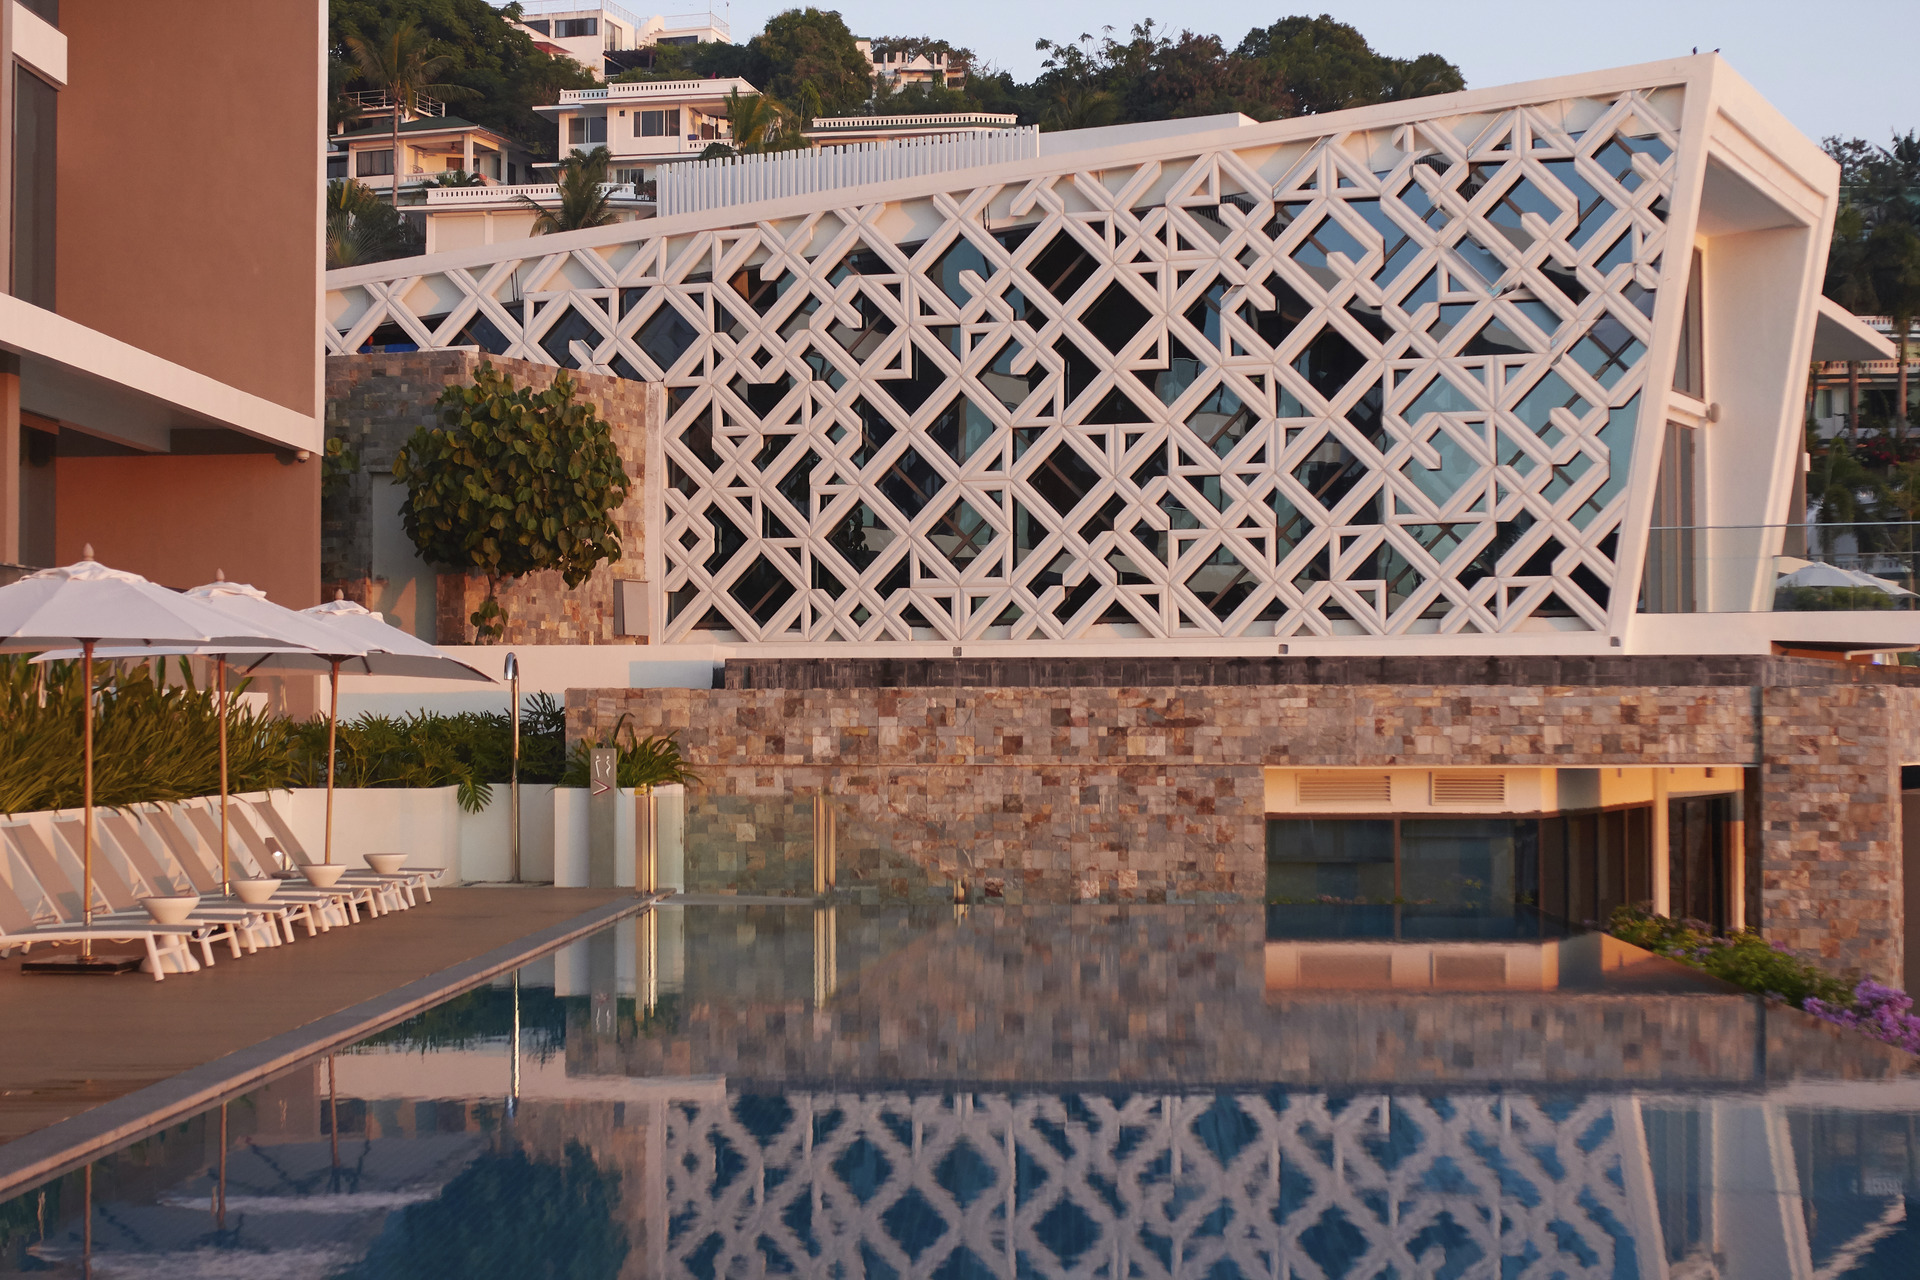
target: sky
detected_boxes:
[716,0,1918,146]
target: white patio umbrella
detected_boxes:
[236,595,495,866]
[40,576,377,891]
[1777,562,1919,596]
[0,553,297,967]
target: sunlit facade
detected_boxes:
[326,55,1900,656]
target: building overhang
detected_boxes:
[1812,296,1897,361]
[0,293,317,455]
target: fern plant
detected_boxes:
[560,713,696,790]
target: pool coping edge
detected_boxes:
[0,892,663,1201]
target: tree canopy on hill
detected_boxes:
[613,10,1462,129]
[329,0,595,158]
[1234,15,1464,114]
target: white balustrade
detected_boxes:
[657,127,1039,217]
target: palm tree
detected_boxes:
[515,146,618,234]
[325,179,419,269]
[1866,220,1920,439]
[723,89,794,154]
[344,19,462,204]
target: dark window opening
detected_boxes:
[1641,421,1696,613]
[1672,248,1705,399]
[12,69,57,309]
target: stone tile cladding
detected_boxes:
[323,352,654,644]
[577,657,1920,981]
[592,905,1911,1087]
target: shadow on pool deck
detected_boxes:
[0,888,638,1144]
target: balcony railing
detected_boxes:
[423,182,649,207]
[1641,523,1920,613]
[342,89,445,118]
[559,78,752,103]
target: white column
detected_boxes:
[1712,1100,1814,1280]
[1652,768,1671,916]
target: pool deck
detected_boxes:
[0,888,644,1156]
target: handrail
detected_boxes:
[559,78,756,104]
[656,126,1039,218]
[343,89,445,118]
[424,182,647,206]
[810,113,1017,130]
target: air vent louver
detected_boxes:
[1296,773,1393,806]
[1430,772,1506,806]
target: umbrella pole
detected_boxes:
[218,658,230,896]
[325,659,339,866]
[82,640,95,938]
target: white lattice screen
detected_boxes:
[327,88,1684,646]
[660,1089,1655,1279]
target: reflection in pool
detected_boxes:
[4,903,1919,1278]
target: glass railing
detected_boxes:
[1641,522,1920,613]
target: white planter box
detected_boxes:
[279,787,461,881]
[454,783,557,883]
[550,783,685,889]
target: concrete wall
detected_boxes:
[56,0,323,420]
[324,352,655,643]
[17,1,325,602]
[54,453,319,606]
[573,656,1920,981]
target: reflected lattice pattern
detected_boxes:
[664,1090,1650,1278]
[328,90,1680,642]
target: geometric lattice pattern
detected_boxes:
[663,1090,1654,1279]
[327,88,1682,644]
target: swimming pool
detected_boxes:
[4,902,1918,1278]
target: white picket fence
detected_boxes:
[657,127,1039,217]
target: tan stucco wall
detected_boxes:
[56,453,321,607]
[54,0,322,420]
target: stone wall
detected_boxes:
[323,352,655,644]
[574,658,1920,979]
[590,904,1910,1087]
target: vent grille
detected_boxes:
[1296,773,1393,806]
[1430,772,1507,806]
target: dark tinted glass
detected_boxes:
[1266,818,1394,903]
[11,70,57,309]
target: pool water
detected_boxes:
[4,903,1920,1278]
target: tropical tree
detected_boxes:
[343,17,465,203]
[325,179,420,269]
[392,363,631,641]
[721,89,801,155]
[752,7,873,115]
[330,0,595,160]
[514,145,618,233]
[1867,219,1920,435]
[1234,15,1463,115]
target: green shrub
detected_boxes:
[0,654,579,816]
[289,693,569,813]
[560,712,696,790]
[0,656,292,814]
[1608,905,1856,1009]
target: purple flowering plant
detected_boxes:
[1607,905,1856,1010]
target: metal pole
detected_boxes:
[506,652,521,882]
[218,658,230,895]
[508,968,522,1115]
[82,639,95,933]
[325,659,340,866]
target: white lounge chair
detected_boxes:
[162,806,371,926]
[0,824,236,971]
[44,818,279,955]
[245,796,443,907]
[0,873,198,980]
[98,811,318,945]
